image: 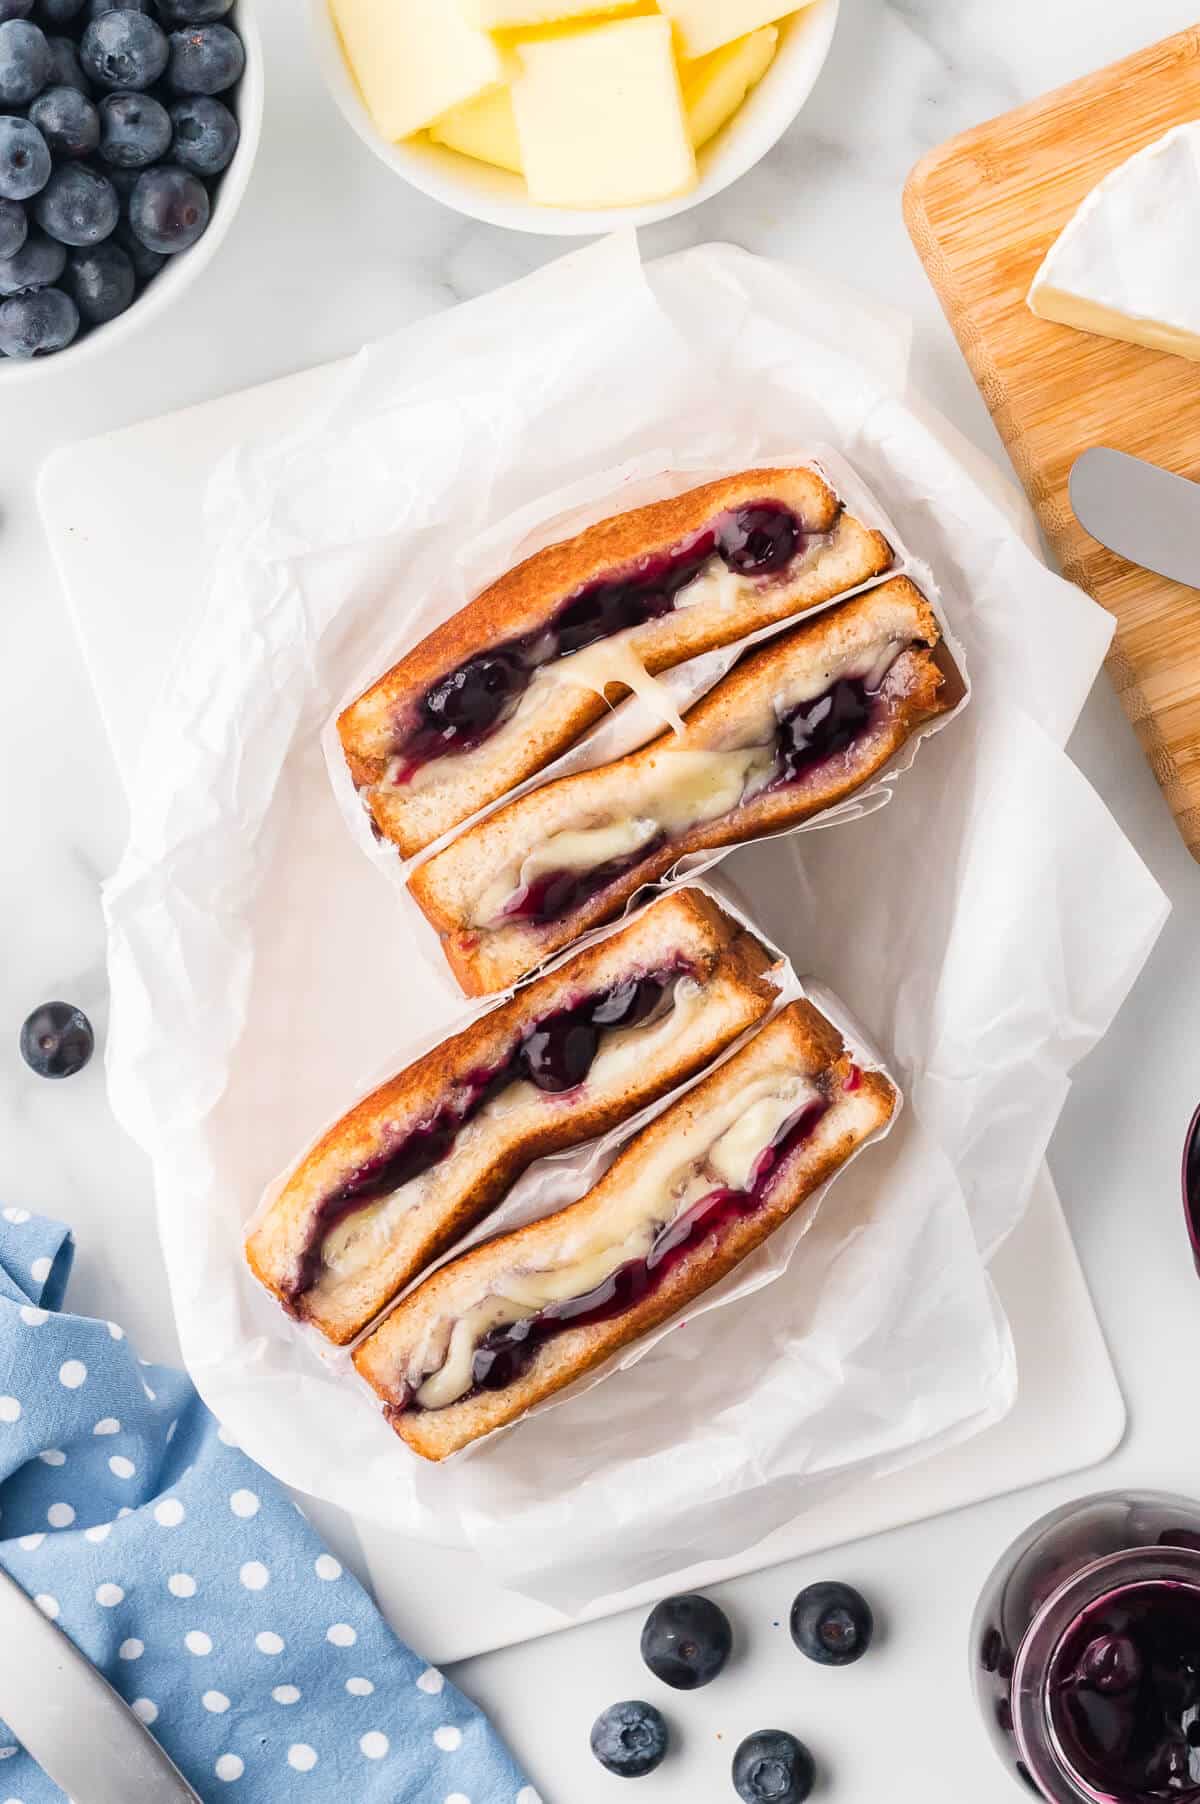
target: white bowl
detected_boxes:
[0,0,263,381]
[311,0,839,236]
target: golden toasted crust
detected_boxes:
[410,578,951,996]
[337,467,893,857]
[354,1001,898,1460]
[244,889,777,1343]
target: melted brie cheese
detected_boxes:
[473,746,774,926]
[412,1069,815,1408]
[1029,122,1200,362]
[312,978,706,1287]
[383,544,811,799]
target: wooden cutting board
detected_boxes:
[905,26,1200,858]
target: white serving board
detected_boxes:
[38,363,1127,1664]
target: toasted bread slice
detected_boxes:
[355,1000,897,1460]
[245,890,776,1344]
[339,467,892,858]
[410,577,951,996]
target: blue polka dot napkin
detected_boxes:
[0,1208,540,1804]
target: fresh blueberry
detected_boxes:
[112,207,161,276]
[128,160,205,251]
[45,33,88,90]
[18,1000,94,1073]
[790,1581,874,1667]
[80,10,167,89]
[0,277,77,352]
[732,1731,815,1804]
[168,91,234,173]
[29,84,99,156]
[0,18,50,103]
[98,88,168,164]
[34,160,117,243]
[86,0,151,12]
[35,0,85,22]
[640,1595,732,1691]
[0,114,50,199]
[160,0,232,18]
[0,223,63,289]
[0,0,34,19]
[166,21,242,94]
[0,193,24,256]
[590,1702,668,1779]
[63,234,131,318]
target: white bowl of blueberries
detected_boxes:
[0,0,260,368]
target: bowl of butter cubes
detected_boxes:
[312,0,839,233]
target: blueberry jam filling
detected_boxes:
[767,678,875,790]
[391,502,808,779]
[1048,1582,1200,1800]
[502,837,667,926]
[497,673,889,929]
[403,1096,830,1411]
[284,967,684,1306]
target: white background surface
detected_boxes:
[3,2,1200,1799]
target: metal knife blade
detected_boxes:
[1070,447,1200,589]
[0,1566,201,1803]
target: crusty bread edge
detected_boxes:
[337,467,846,781]
[244,890,778,1339]
[420,625,948,995]
[358,1002,898,1460]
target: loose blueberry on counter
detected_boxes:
[166,19,241,93]
[0,17,50,101]
[790,1581,874,1667]
[97,88,169,165]
[169,91,235,173]
[0,192,25,255]
[0,225,65,291]
[640,1594,732,1691]
[732,1731,815,1804]
[0,114,52,200]
[128,160,206,251]
[29,83,99,156]
[63,235,131,318]
[33,159,117,243]
[590,1701,669,1779]
[19,1001,93,1076]
[44,31,87,88]
[80,9,167,88]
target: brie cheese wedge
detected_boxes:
[1028,122,1200,363]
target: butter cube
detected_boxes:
[661,0,809,62]
[683,25,776,148]
[462,0,631,25]
[330,0,507,141]
[513,16,696,209]
[430,87,523,173]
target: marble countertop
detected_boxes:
[4,1,1200,1799]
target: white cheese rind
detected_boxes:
[1028,122,1200,361]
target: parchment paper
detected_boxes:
[103,237,1168,1608]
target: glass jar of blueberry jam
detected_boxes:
[972,1492,1200,1801]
